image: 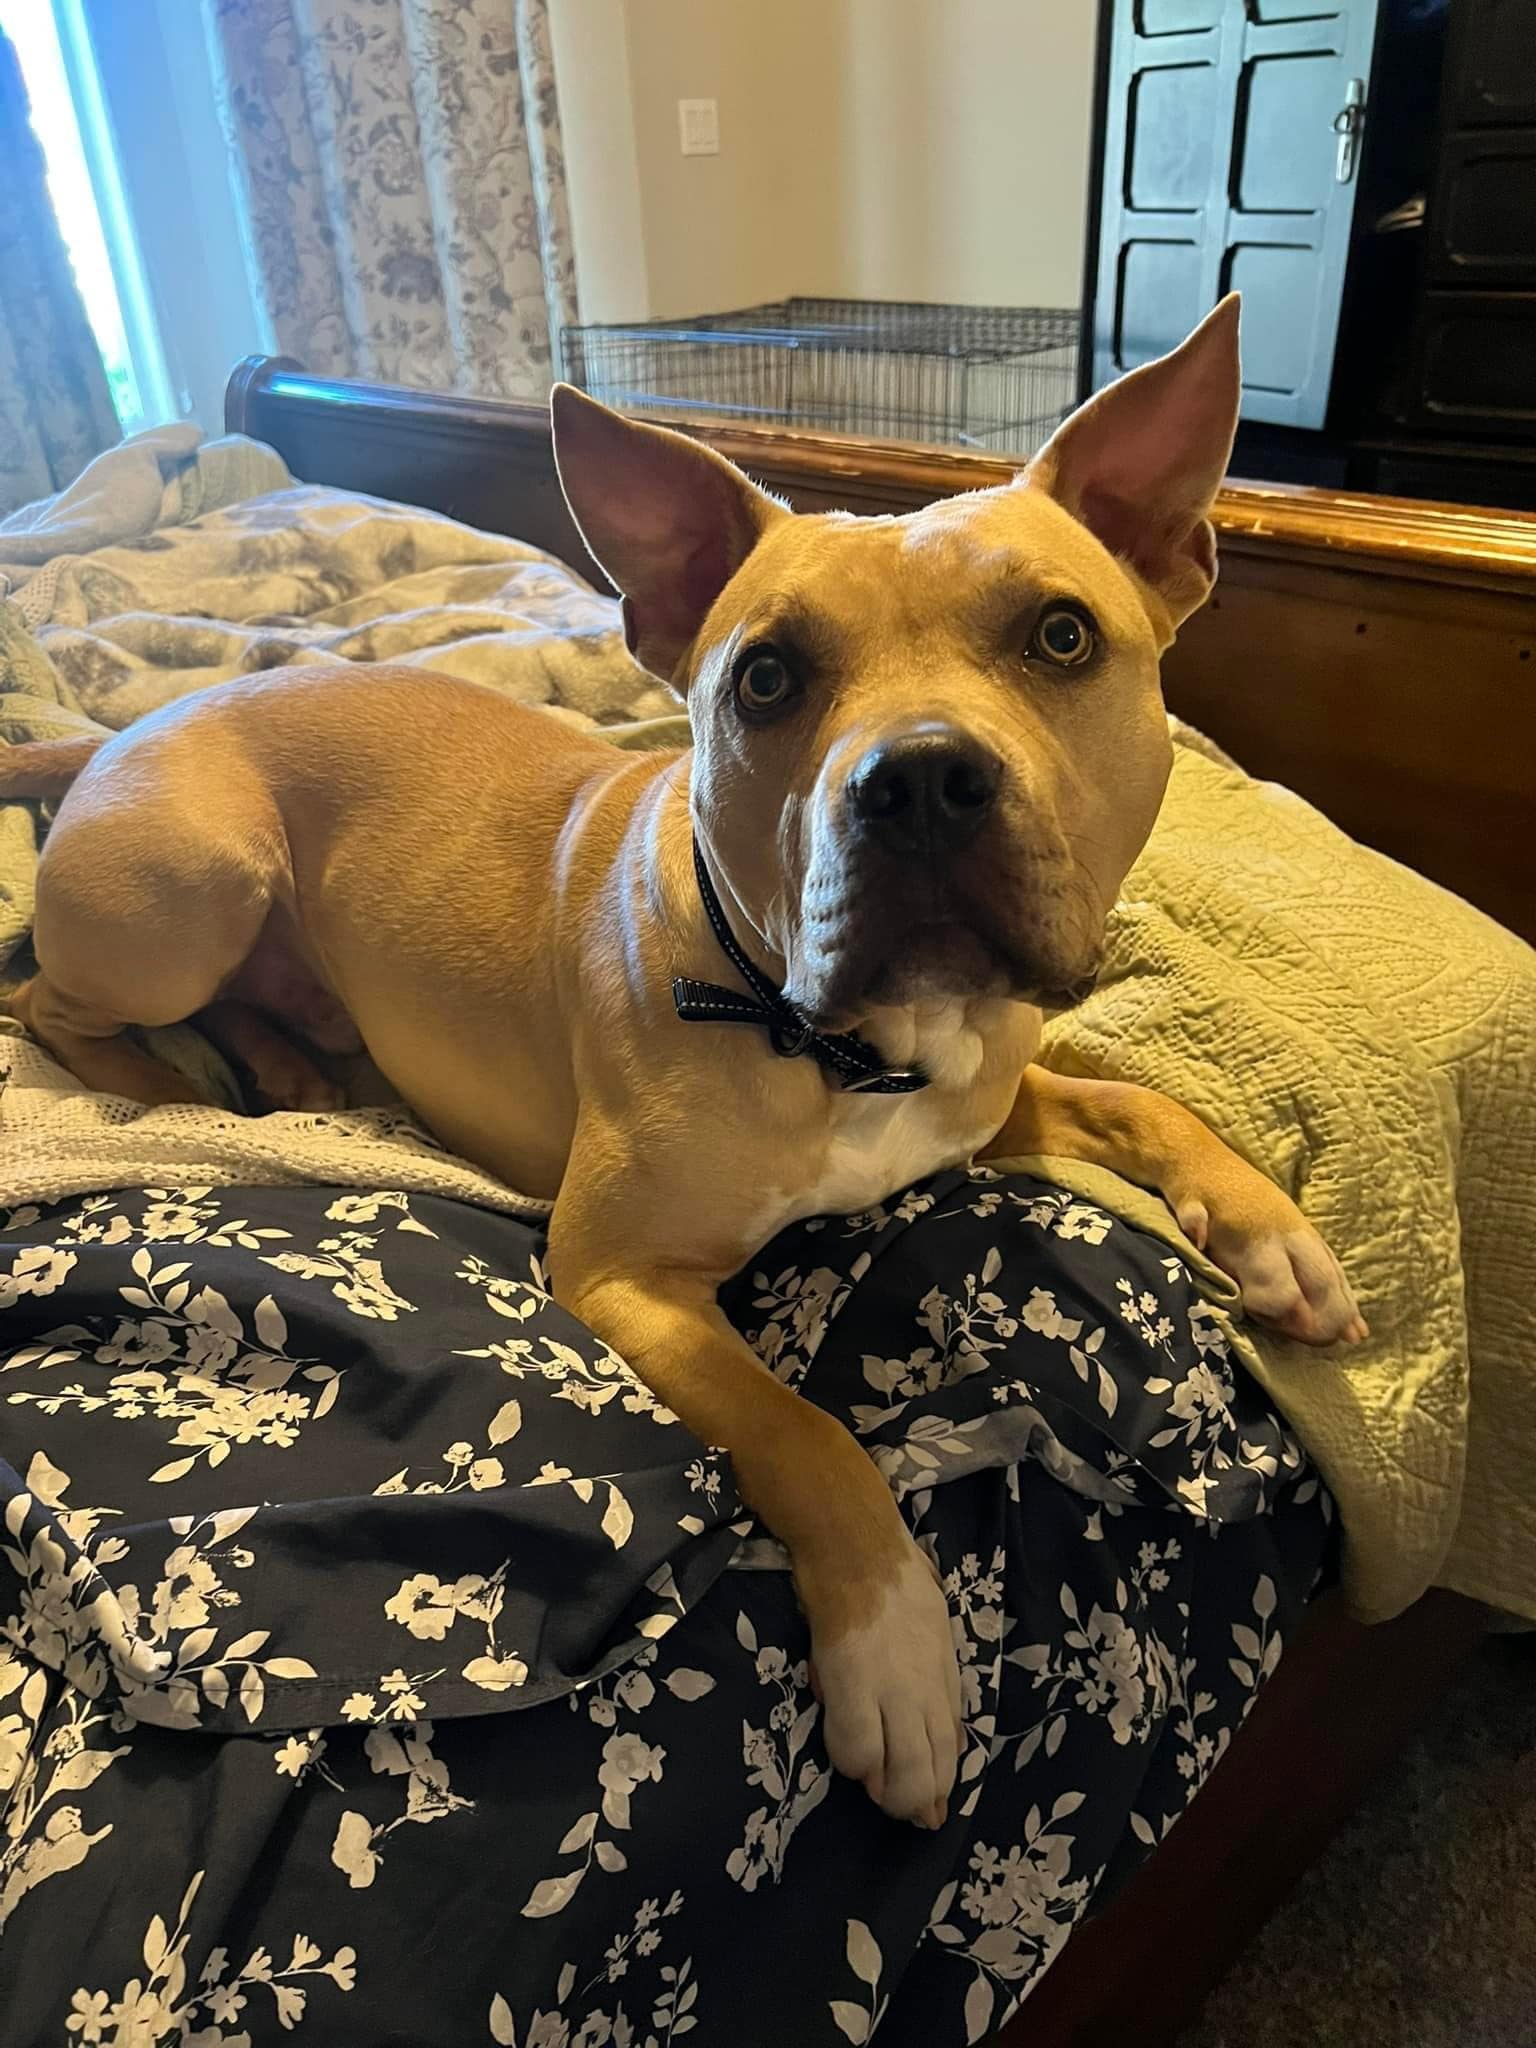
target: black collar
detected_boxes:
[672,838,929,1094]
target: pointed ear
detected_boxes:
[551,385,785,683]
[1027,295,1242,630]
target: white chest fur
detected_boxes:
[780,999,1035,1227]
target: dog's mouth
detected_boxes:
[787,889,1104,1031]
[864,923,1007,1006]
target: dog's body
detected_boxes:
[2,300,1363,1828]
[19,668,1030,1220]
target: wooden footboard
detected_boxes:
[227,358,1536,946]
[224,357,1509,2043]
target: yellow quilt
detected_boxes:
[1002,724,1536,1625]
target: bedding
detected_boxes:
[0,432,1344,2044]
[2,427,1533,1626]
[0,1177,1329,2048]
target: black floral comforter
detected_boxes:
[0,1172,1331,2048]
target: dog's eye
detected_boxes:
[734,645,799,719]
[1031,605,1097,669]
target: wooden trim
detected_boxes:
[226,357,605,584]
[689,423,1536,596]
[226,356,1536,594]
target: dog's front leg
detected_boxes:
[983,1065,1367,1346]
[547,1192,962,1828]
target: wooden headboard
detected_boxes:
[227,357,1536,945]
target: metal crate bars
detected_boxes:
[563,297,1081,454]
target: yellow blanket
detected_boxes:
[1006,724,1536,1625]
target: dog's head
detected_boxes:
[552,299,1240,1029]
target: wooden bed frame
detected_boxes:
[227,358,1528,2044]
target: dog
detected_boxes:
[1,297,1363,1830]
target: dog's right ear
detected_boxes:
[551,386,785,685]
[1025,295,1242,634]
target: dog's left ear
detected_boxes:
[1026,295,1242,631]
[552,385,786,684]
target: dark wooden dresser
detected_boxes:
[1409,0,1536,441]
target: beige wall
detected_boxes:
[550,0,1097,323]
[832,0,1097,308]
[624,0,844,318]
[551,0,843,322]
[547,0,652,325]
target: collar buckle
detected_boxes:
[840,1065,925,1093]
[768,1016,814,1060]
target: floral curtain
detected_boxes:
[205,0,577,401]
[0,28,120,518]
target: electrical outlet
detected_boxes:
[677,98,719,156]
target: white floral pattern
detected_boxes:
[0,1189,738,1749]
[1,1173,1331,2043]
[6,1241,344,1483]
[63,1873,355,2044]
[724,1612,830,1892]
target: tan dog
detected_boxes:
[2,299,1362,1829]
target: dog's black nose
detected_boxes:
[847,727,1002,855]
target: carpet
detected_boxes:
[1180,1635,1536,2047]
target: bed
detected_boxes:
[0,363,1529,2047]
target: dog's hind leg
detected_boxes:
[21,763,284,1108]
[10,975,214,1106]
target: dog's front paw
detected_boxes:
[1174,1179,1366,1348]
[810,1547,963,1828]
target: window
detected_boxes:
[1,0,173,435]
[3,0,269,437]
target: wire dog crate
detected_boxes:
[562,297,1081,454]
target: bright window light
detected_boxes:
[1,0,157,433]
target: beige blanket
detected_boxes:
[2,437,1533,1626]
